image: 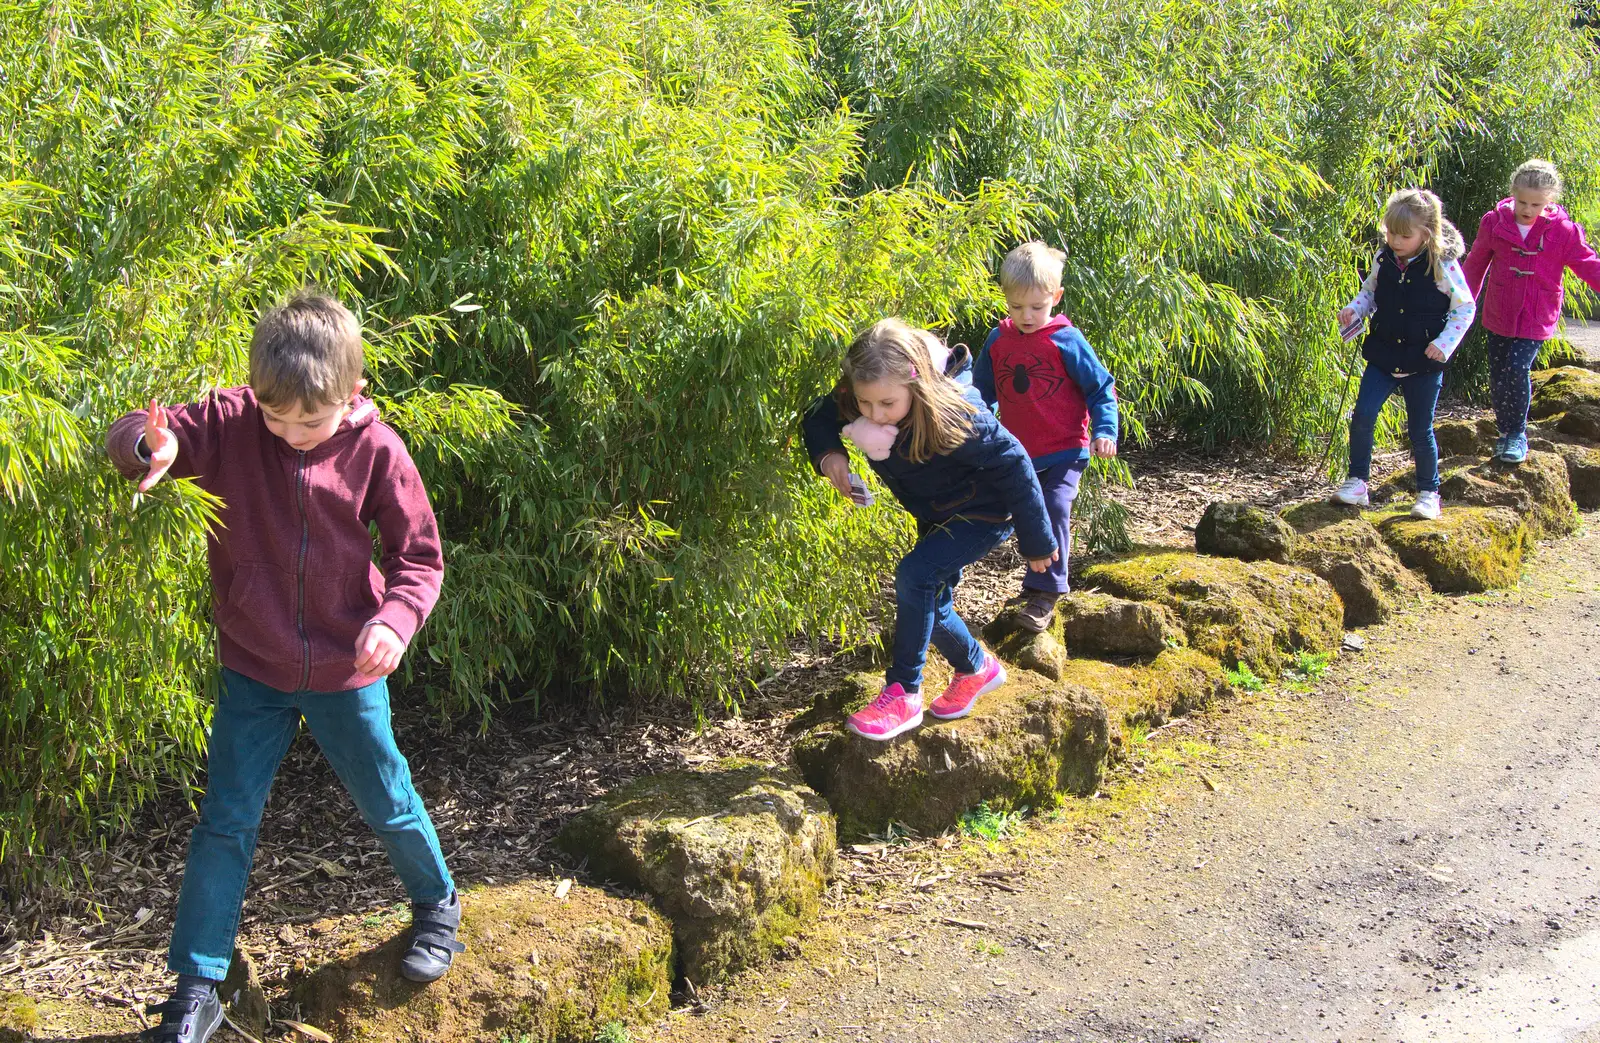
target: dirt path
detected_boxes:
[648,523,1600,1043]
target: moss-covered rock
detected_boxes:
[1055,648,1229,737]
[0,992,39,1043]
[1194,500,1296,563]
[1443,452,1577,538]
[1551,442,1600,509]
[983,590,1183,663]
[1433,417,1499,457]
[1078,552,1342,674]
[1376,507,1529,592]
[558,759,834,986]
[293,881,671,1043]
[1279,501,1429,626]
[1529,366,1600,419]
[792,671,1110,838]
[1374,452,1578,538]
[983,623,1068,679]
[1556,402,1600,443]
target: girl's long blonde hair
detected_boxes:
[1381,188,1465,283]
[836,318,976,464]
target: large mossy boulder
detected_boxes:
[1551,442,1600,509]
[293,881,671,1043]
[1530,366,1600,420]
[1376,507,1529,592]
[1374,451,1578,538]
[558,759,835,986]
[1279,501,1429,626]
[1194,500,1296,563]
[1434,417,1499,457]
[1078,552,1342,674]
[792,672,1110,838]
[1556,403,1600,442]
[1055,648,1228,736]
[984,590,1183,664]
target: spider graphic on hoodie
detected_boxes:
[1001,348,1072,402]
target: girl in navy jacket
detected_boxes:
[801,318,1056,740]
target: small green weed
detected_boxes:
[595,1023,631,1043]
[1226,663,1265,691]
[959,802,1026,842]
[972,938,1005,956]
[1292,650,1331,678]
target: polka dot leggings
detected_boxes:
[1485,332,1545,438]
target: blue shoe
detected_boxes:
[1492,434,1510,460]
[1498,433,1528,464]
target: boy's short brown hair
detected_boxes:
[249,292,364,411]
[999,241,1067,296]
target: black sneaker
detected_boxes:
[400,891,466,983]
[141,986,223,1043]
[1015,591,1060,633]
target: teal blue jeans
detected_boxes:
[168,668,453,981]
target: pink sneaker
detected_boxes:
[929,652,1006,720]
[845,683,924,741]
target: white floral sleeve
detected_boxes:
[1431,258,1477,360]
[1345,253,1381,319]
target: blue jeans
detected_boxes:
[888,519,1013,692]
[168,668,454,981]
[1021,460,1085,596]
[1347,364,1444,493]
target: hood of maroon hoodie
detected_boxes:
[107,386,443,693]
[999,313,1074,338]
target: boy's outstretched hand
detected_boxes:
[1091,437,1117,458]
[139,399,179,492]
[354,621,406,678]
[1027,549,1059,573]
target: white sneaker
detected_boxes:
[1332,477,1369,506]
[1410,491,1441,520]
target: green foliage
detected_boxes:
[1225,663,1266,692]
[3,0,1598,880]
[799,0,1600,456]
[958,801,1026,842]
[594,1023,632,1043]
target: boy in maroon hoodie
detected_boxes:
[106,293,461,1043]
[974,242,1119,633]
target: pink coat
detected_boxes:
[1461,198,1600,341]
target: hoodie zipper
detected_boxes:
[295,450,311,691]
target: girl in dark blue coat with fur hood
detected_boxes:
[801,318,1055,740]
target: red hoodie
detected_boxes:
[106,387,443,693]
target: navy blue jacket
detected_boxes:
[799,345,1057,560]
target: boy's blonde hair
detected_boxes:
[998,241,1066,297]
[249,292,365,412]
[837,318,975,464]
[1381,188,1465,283]
[1511,159,1563,200]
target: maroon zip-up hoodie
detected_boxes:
[107,387,443,693]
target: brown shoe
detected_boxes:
[1015,591,1060,633]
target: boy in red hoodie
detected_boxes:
[106,293,461,1043]
[974,242,1119,633]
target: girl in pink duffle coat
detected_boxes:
[1461,159,1600,463]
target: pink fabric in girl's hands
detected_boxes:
[842,416,899,460]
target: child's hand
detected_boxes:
[1337,307,1356,327]
[1027,549,1060,573]
[1424,344,1447,363]
[354,621,406,678]
[139,399,180,492]
[1091,437,1117,459]
[819,451,854,498]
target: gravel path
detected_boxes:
[652,523,1600,1043]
